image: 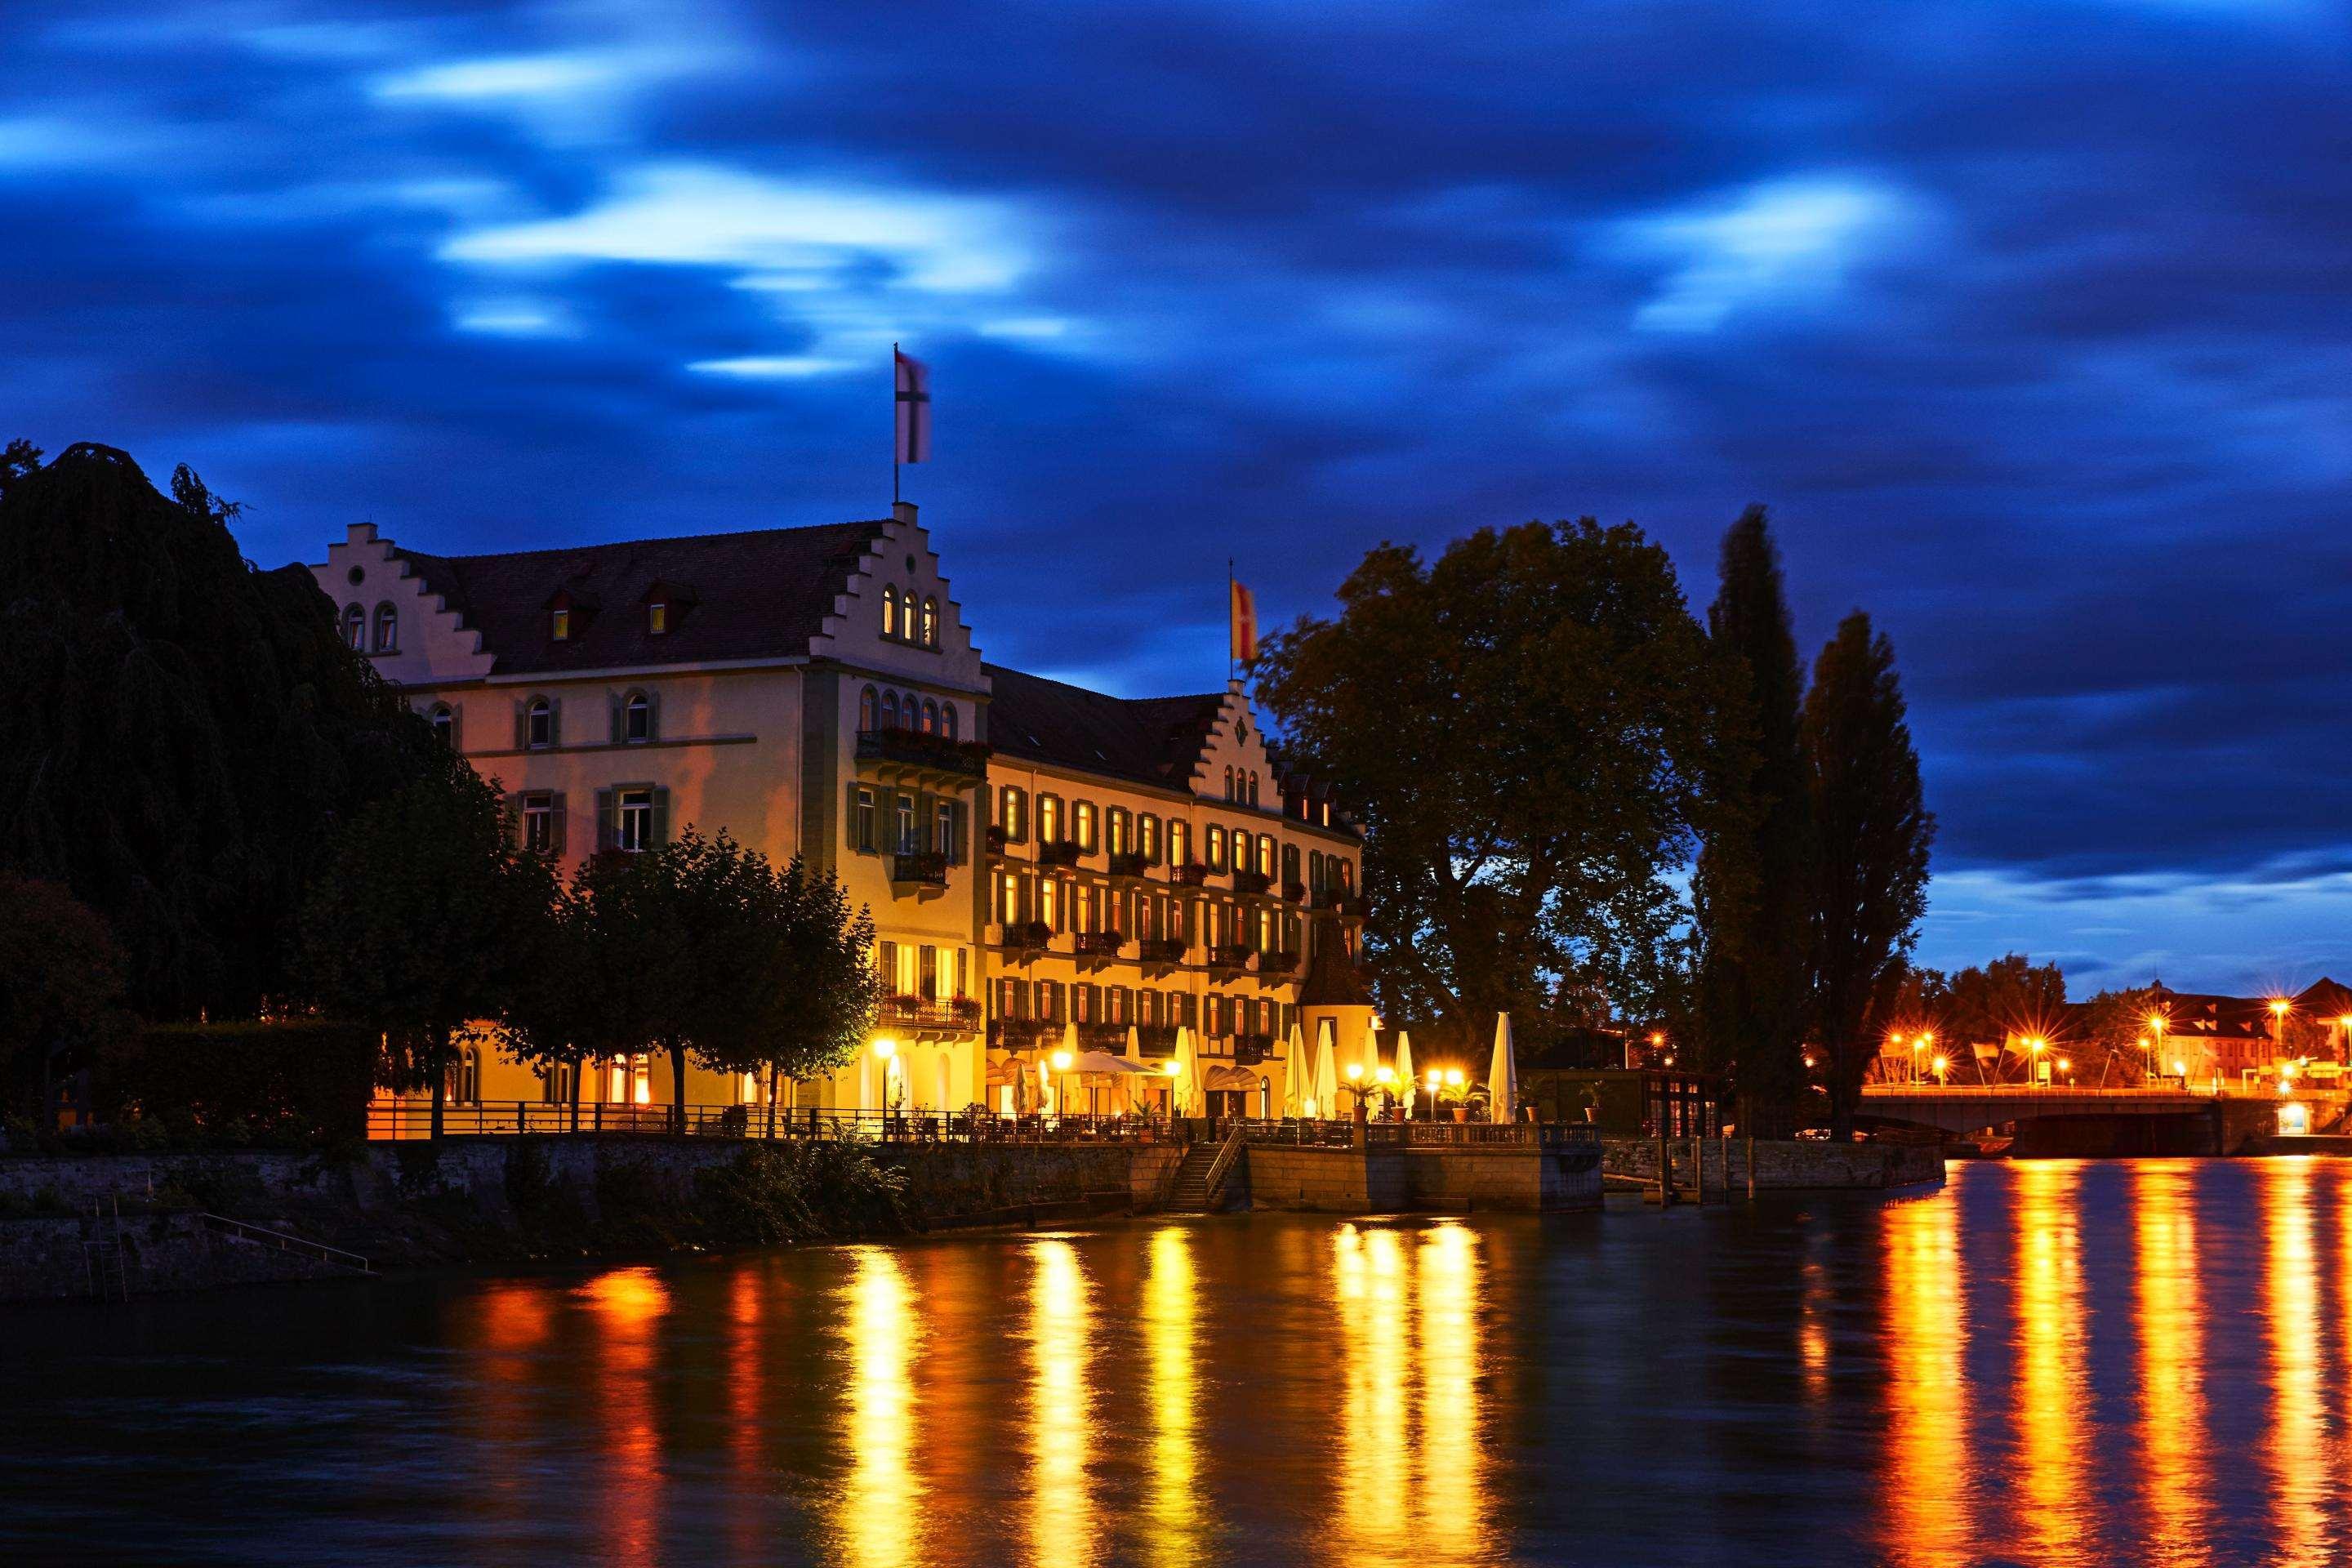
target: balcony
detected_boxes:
[857,728,990,780]
[995,920,1054,955]
[1107,851,1149,879]
[1319,888,1361,915]
[1232,869,1273,897]
[1137,1024,1180,1056]
[1136,937,1187,968]
[889,850,951,889]
[878,996,982,1036]
[1074,931,1124,960]
[1209,943,1255,973]
[989,1018,1058,1051]
[987,825,1008,854]
[1175,862,1209,886]
[1258,948,1302,977]
[1037,840,1083,868]
[1283,880,1307,904]
[1078,1021,1131,1050]
[1234,1032,1274,1067]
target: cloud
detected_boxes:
[1620,176,1918,332]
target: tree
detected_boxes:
[294,764,558,1137]
[706,857,882,1136]
[1690,506,1813,1131]
[1254,520,1727,1047]
[0,873,133,1123]
[568,830,805,1134]
[0,441,450,1020]
[1803,612,1936,1136]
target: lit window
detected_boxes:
[1039,795,1062,845]
[372,603,398,653]
[1074,801,1095,852]
[1169,821,1190,866]
[648,600,668,635]
[341,604,364,649]
[941,703,957,741]
[859,685,878,731]
[882,585,900,639]
[921,699,939,735]
[935,800,956,858]
[617,788,654,853]
[550,607,570,641]
[624,693,651,743]
[526,697,554,750]
[881,690,899,729]
[921,595,938,648]
[1207,825,1225,870]
[1139,814,1159,863]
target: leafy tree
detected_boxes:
[747,857,881,1133]
[1803,612,1936,1136]
[0,441,448,1019]
[1254,520,1727,1048]
[1690,506,1812,1130]
[294,765,559,1137]
[501,880,614,1132]
[0,872,133,1123]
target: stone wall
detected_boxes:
[0,1212,354,1301]
[1601,1136,1943,1191]
[1243,1144,1601,1213]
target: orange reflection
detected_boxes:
[1027,1238,1094,1565]
[1879,1193,1968,1565]
[2133,1164,2205,1558]
[1145,1227,1202,1567]
[725,1266,768,1558]
[459,1280,553,1528]
[582,1267,670,1568]
[2263,1164,2325,1566]
[838,1247,921,1568]
[1417,1222,1486,1565]
[2011,1161,2086,1564]
[1333,1223,1411,1562]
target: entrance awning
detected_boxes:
[1202,1065,1261,1091]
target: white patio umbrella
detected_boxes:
[1174,1026,1199,1116]
[1058,1020,1081,1115]
[1312,1019,1341,1120]
[1489,1012,1518,1122]
[1394,1031,1415,1119]
[1123,1024,1144,1112]
[1361,1018,1384,1083]
[1283,1023,1309,1118]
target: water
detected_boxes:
[4,1159,2350,1566]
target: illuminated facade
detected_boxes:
[312,503,1362,1120]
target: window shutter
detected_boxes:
[609,692,624,744]
[846,782,862,849]
[514,700,528,751]
[651,786,670,846]
[548,697,563,747]
[646,689,661,742]
[951,800,967,862]
[550,792,568,855]
[596,788,617,853]
[451,702,464,753]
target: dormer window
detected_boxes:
[648,600,668,635]
[550,608,571,641]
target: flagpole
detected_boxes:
[891,341,900,507]
[1227,557,1235,685]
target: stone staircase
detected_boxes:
[1162,1142,1222,1212]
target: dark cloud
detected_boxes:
[4,0,2350,987]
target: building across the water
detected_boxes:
[311,502,1366,1125]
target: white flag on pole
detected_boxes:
[894,348,931,465]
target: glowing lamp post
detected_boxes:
[1051,1048,1073,1120]
[1931,1053,1949,1085]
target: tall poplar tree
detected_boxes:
[1690,506,1813,1130]
[1803,611,1935,1137]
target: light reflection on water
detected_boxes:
[17,1163,2352,1565]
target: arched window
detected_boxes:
[372,602,398,653]
[341,604,364,649]
[921,699,939,735]
[623,691,652,744]
[921,595,939,648]
[881,585,900,639]
[526,697,554,750]
[880,690,899,729]
[1223,765,1234,800]
[859,685,879,732]
[941,703,958,741]
[1249,770,1260,806]
[427,704,455,746]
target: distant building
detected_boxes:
[2143,985,2284,1085]
[311,504,1364,1124]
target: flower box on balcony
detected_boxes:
[1319,888,1360,915]
[1283,880,1307,903]
[1037,840,1082,868]
[1260,949,1302,976]
[1209,943,1254,970]
[1175,862,1209,886]
[1107,851,1149,878]
[1136,937,1187,966]
[1075,931,1123,959]
[1138,1024,1180,1054]
[1232,870,1273,896]
[1234,1032,1274,1067]
[1000,920,1053,952]
[856,728,990,778]
[889,850,951,887]
[987,825,1008,853]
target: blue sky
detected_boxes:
[6,0,2350,995]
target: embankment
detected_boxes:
[0,1137,1183,1301]
[1600,1135,1944,1192]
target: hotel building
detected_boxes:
[313,502,1365,1120]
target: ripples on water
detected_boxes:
[7,1160,2352,1566]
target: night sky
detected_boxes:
[7,2,2349,996]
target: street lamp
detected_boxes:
[1425,1067,1442,1120]
[1931,1053,1950,1085]
[1050,1048,1073,1120]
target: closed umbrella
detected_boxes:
[1059,1020,1081,1116]
[1312,1019,1341,1120]
[1124,1024,1144,1113]
[1489,1013,1518,1123]
[1283,1023,1309,1118]
[1394,1031,1415,1119]
[1174,1026,1199,1117]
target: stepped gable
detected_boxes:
[392,521,890,675]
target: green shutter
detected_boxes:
[846,781,862,850]
[595,788,616,853]
[548,697,563,747]
[550,792,568,855]
[514,700,528,751]
[651,786,670,846]
[646,689,661,742]
[609,692,624,743]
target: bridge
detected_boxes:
[1859,1084,2319,1154]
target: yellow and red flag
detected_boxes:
[1230,577,1258,665]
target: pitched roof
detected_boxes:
[2295,978,2352,1021]
[982,664,1224,791]
[396,522,890,675]
[2149,987,2273,1040]
[1298,911,1374,1007]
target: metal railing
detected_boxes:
[1235,1117,1599,1150]
[367,1100,1189,1144]
[878,996,983,1032]
[199,1213,373,1273]
[1200,1117,1249,1205]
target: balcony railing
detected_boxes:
[1209,943,1255,971]
[1258,949,1302,976]
[1107,851,1149,878]
[1078,1021,1133,1050]
[1175,862,1209,886]
[889,850,951,887]
[1318,888,1360,915]
[1232,869,1273,896]
[1037,840,1083,868]
[878,996,982,1032]
[1136,937,1187,966]
[856,728,990,778]
[1138,1024,1179,1054]
[1233,1032,1274,1066]
[989,1018,1058,1050]
[1075,931,1124,959]
[997,920,1053,953]
[987,825,1009,853]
